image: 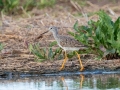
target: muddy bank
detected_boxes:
[0,54,120,76]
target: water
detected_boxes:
[0,72,120,90]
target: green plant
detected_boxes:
[70,10,120,59]
[0,43,4,51]
[1,0,19,14]
[23,0,36,11]
[29,41,63,62]
[72,0,87,7]
[0,0,56,15]
[38,0,56,8]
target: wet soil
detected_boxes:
[0,0,120,75]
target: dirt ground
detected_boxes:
[0,0,120,75]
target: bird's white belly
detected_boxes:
[57,43,79,51]
[62,47,80,51]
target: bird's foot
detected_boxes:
[80,67,84,71]
[59,66,64,71]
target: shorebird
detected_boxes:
[48,26,87,71]
[42,26,86,71]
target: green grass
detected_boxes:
[73,0,87,7]
[0,0,56,15]
[0,0,19,14]
[0,43,4,52]
[70,10,120,59]
[29,41,63,62]
[38,0,56,9]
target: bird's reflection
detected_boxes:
[80,74,84,89]
[61,77,68,90]
[61,74,85,90]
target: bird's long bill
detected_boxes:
[41,30,49,35]
[34,30,49,41]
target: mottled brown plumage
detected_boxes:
[59,35,84,47]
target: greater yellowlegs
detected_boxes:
[48,26,85,71]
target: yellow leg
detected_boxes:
[61,77,68,90]
[75,51,84,71]
[59,51,68,70]
[80,74,84,88]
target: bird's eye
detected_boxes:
[50,28,52,29]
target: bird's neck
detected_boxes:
[52,30,59,39]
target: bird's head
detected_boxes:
[49,26,58,32]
